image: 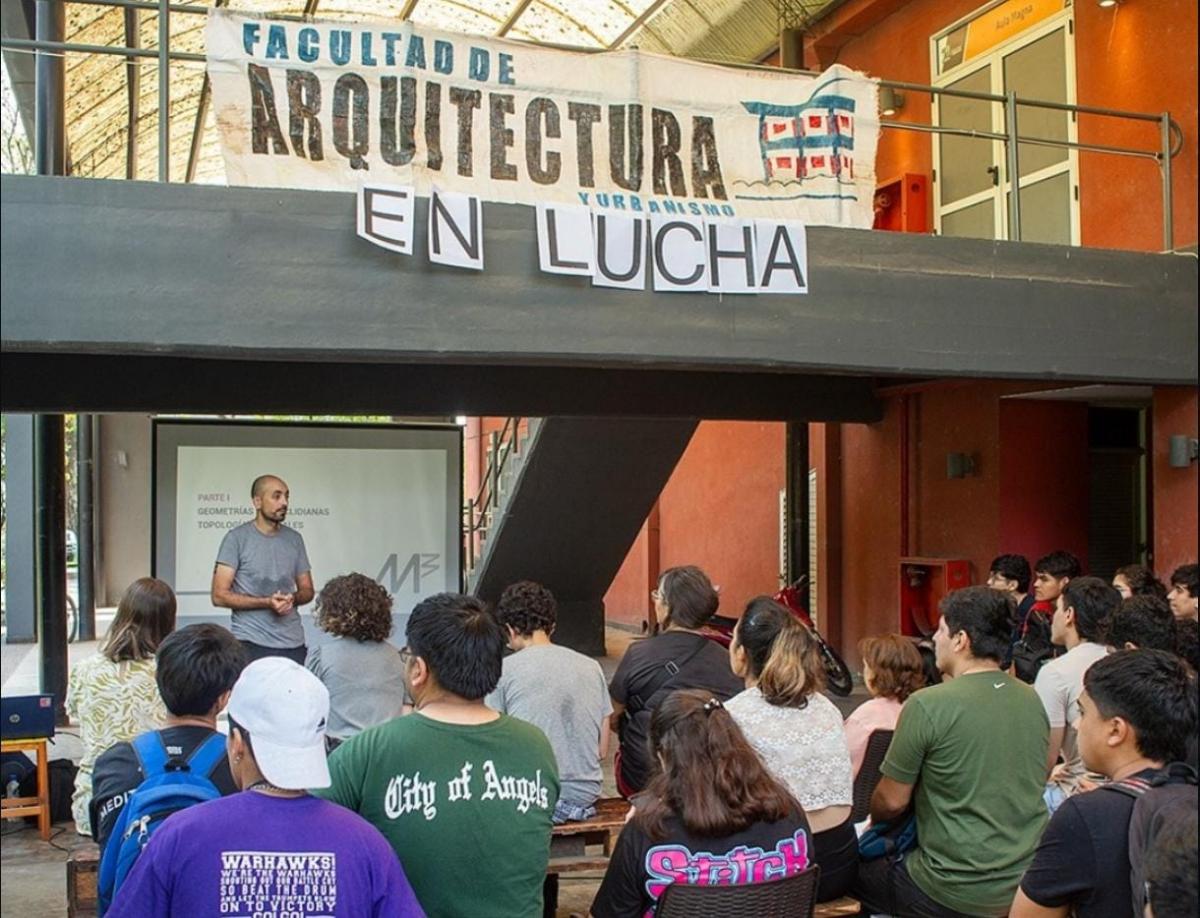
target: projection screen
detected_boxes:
[154,420,462,646]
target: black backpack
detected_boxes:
[1100,762,1199,915]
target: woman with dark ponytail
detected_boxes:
[590,689,812,917]
[726,597,857,901]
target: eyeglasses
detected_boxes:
[399,646,414,665]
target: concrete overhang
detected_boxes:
[1,174,1196,417]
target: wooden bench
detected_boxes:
[67,842,100,917]
[548,797,631,874]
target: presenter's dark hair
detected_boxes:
[1084,649,1198,764]
[1107,595,1177,652]
[251,474,285,498]
[406,593,505,699]
[104,577,177,663]
[156,624,246,716]
[938,586,1012,663]
[1115,563,1167,599]
[496,581,557,637]
[990,554,1031,593]
[1034,550,1082,580]
[1062,576,1121,643]
[316,573,394,643]
[657,566,720,629]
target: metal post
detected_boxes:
[1160,114,1174,251]
[34,415,69,723]
[488,431,499,510]
[34,0,65,177]
[77,415,97,641]
[1005,91,1022,242]
[158,0,170,182]
[124,7,141,179]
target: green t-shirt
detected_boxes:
[881,670,1049,915]
[314,712,560,918]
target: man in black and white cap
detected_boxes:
[107,658,425,918]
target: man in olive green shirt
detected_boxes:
[314,593,559,918]
[856,586,1049,917]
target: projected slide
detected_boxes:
[154,421,461,646]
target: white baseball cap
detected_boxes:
[226,657,331,790]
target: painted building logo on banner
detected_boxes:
[742,88,857,197]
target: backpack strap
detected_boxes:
[1099,776,1152,800]
[183,733,227,779]
[627,635,712,713]
[130,732,170,778]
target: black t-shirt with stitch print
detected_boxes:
[89,725,238,850]
[608,631,744,793]
[591,806,813,918]
[1019,767,1160,918]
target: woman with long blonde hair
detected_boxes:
[726,596,857,901]
[65,577,176,834]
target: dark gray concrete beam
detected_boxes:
[2,175,1196,385]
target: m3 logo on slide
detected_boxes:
[377,553,441,594]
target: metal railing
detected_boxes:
[463,416,526,578]
[0,1,1185,248]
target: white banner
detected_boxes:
[206,9,880,227]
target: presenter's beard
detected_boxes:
[268,509,287,522]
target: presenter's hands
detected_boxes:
[269,592,296,616]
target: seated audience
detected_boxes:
[486,581,611,823]
[1106,594,1178,652]
[843,633,925,778]
[65,577,175,835]
[1034,577,1119,811]
[107,658,422,918]
[608,566,743,796]
[1013,649,1198,918]
[305,573,406,747]
[1175,617,1200,672]
[915,638,943,687]
[725,597,857,901]
[1144,807,1198,918]
[1112,563,1167,600]
[988,553,1036,663]
[856,586,1049,917]
[1011,551,1082,684]
[90,623,245,849]
[590,690,812,918]
[316,593,559,918]
[1167,563,1199,620]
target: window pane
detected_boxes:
[938,67,997,205]
[1012,172,1072,244]
[1004,28,1070,177]
[942,198,996,240]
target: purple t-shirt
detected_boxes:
[107,791,424,918]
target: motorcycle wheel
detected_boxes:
[819,642,855,696]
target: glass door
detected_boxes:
[933,10,1079,244]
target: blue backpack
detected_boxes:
[97,731,226,914]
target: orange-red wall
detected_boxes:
[1152,387,1200,575]
[807,0,1197,250]
[605,421,786,629]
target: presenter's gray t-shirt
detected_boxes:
[486,643,612,807]
[306,637,407,741]
[215,521,310,649]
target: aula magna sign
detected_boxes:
[206,10,881,231]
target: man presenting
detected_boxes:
[211,475,314,664]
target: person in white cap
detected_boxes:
[107,657,425,918]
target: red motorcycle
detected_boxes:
[702,576,856,697]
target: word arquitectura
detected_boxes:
[240,22,729,201]
[358,185,810,294]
